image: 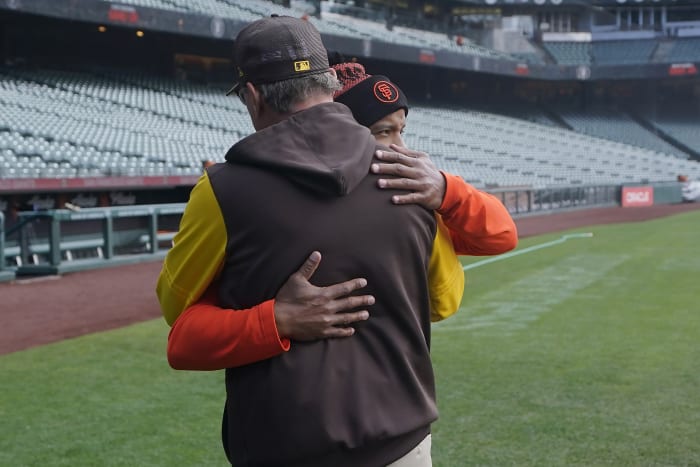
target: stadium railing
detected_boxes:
[8,203,184,276]
[1,180,685,279]
[490,184,620,215]
[0,211,16,282]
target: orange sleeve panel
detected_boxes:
[437,172,518,256]
[167,283,290,371]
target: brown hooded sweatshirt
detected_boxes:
[208,102,438,467]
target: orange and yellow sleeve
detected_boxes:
[156,172,289,370]
[167,284,290,370]
[437,173,518,256]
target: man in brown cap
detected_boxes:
[157,15,466,466]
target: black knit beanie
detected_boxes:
[332,62,408,127]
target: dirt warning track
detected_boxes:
[1,202,699,356]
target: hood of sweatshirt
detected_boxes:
[224,102,377,196]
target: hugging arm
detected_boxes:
[372,144,518,255]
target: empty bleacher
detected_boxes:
[541,37,700,66]
[666,38,700,62]
[0,67,250,177]
[642,110,700,158]
[552,105,690,159]
[405,106,700,188]
[1,67,700,188]
[542,42,592,66]
[592,40,658,65]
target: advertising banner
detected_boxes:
[621,186,654,207]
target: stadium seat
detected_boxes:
[1,66,700,187]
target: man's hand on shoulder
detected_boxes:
[274,251,374,341]
[371,144,447,210]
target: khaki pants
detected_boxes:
[386,434,432,467]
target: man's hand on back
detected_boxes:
[371,144,447,210]
[274,251,374,341]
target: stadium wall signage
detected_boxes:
[621,186,654,207]
[668,63,698,77]
[107,4,139,24]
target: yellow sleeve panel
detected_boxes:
[428,214,466,322]
[156,172,227,326]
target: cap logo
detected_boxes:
[294,60,311,72]
[373,81,399,103]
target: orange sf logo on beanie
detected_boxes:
[373,81,399,103]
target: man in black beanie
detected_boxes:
[334,63,409,130]
[331,60,518,258]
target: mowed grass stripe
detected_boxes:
[435,252,628,333]
[1,210,699,466]
[432,210,700,466]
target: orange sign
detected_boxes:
[668,63,698,76]
[108,5,139,24]
[515,64,529,76]
[418,50,436,64]
[621,186,653,207]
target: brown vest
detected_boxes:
[209,104,438,467]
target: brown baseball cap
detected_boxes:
[226,15,330,96]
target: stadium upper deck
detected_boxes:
[1,0,699,80]
[0,0,699,205]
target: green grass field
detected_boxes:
[2,210,699,466]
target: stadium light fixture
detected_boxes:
[136,30,145,38]
[97,25,107,33]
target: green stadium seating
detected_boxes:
[1,67,699,188]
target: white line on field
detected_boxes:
[463,232,594,271]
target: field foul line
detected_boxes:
[463,232,594,271]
